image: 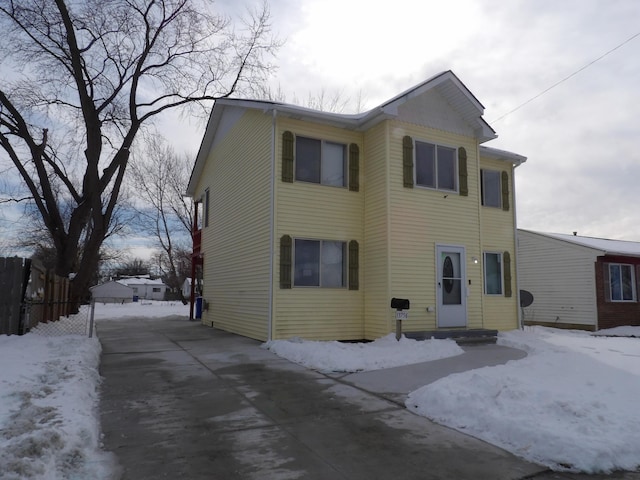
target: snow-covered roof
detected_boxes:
[520,229,640,257]
[480,145,527,166]
[117,277,167,286]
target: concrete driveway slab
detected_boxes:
[97,317,636,479]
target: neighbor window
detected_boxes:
[609,263,636,302]
[481,169,501,208]
[484,252,503,295]
[295,136,346,187]
[152,287,161,293]
[415,141,457,191]
[294,239,346,287]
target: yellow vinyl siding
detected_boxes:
[363,122,391,339]
[195,109,272,341]
[480,157,519,330]
[273,118,364,340]
[387,122,483,332]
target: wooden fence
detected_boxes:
[0,257,71,335]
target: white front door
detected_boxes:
[436,245,467,328]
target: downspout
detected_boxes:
[513,161,523,330]
[476,142,484,329]
[268,108,277,341]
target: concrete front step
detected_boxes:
[405,329,498,345]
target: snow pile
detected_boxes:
[406,327,640,473]
[593,325,640,338]
[93,299,189,321]
[263,334,464,372]
[0,319,119,480]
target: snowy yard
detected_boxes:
[1,301,639,477]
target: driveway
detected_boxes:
[97,317,639,480]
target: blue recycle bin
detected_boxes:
[195,297,203,319]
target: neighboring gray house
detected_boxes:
[90,281,134,304]
[518,229,640,331]
[117,276,168,300]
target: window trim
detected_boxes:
[293,238,347,288]
[294,135,347,188]
[608,263,637,302]
[483,251,504,295]
[413,139,458,192]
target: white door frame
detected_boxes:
[436,244,467,328]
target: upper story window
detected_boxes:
[481,169,501,208]
[295,136,346,187]
[608,263,636,302]
[415,141,457,191]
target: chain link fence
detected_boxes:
[25,301,96,337]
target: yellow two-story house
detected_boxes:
[186,71,526,341]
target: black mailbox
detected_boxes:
[390,298,410,310]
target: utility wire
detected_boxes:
[490,31,640,123]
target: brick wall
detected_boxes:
[595,255,640,330]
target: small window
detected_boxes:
[204,188,210,227]
[294,239,346,287]
[609,264,636,302]
[415,140,456,191]
[481,170,501,208]
[152,287,161,293]
[295,136,346,187]
[483,252,503,295]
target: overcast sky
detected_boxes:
[201,0,640,241]
[2,0,640,258]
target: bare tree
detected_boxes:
[263,85,368,114]
[0,0,279,301]
[129,134,192,297]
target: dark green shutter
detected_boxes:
[501,171,510,211]
[282,131,294,183]
[503,251,512,297]
[349,143,360,192]
[280,235,292,289]
[349,240,359,290]
[458,148,468,196]
[402,136,414,188]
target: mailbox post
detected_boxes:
[390,298,410,341]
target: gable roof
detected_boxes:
[187,71,498,195]
[519,229,640,258]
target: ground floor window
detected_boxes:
[483,252,503,295]
[609,263,636,302]
[294,239,345,287]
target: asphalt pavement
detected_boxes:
[97,317,640,480]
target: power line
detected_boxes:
[490,30,640,123]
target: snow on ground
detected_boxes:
[0,316,117,479]
[406,326,640,474]
[3,300,640,476]
[92,299,189,321]
[264,334,464,372]
[0,300,188,480]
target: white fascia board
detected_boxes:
[480,145,527,165]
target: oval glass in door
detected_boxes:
[441,253,462,305]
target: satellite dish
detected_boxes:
[520,289,534,308]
